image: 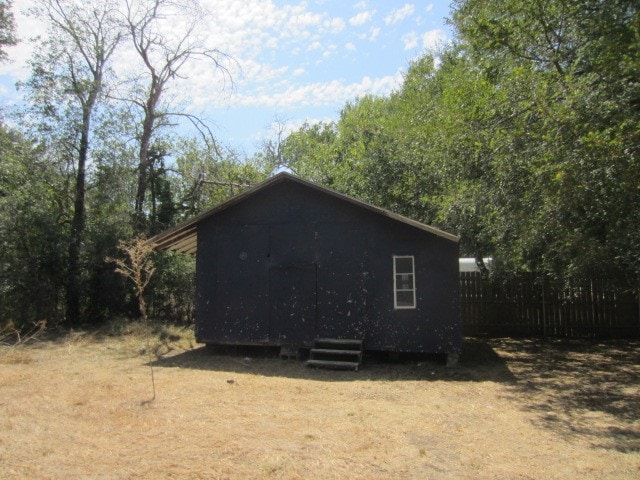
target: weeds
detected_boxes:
[0,320,47,346]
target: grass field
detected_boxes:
[1,324,639,479]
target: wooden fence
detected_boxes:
[460,272,640,338]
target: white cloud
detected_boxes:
[384,4,415,25]
[200,1,330,56]
[425,4,434,13]
[358,26,380,42]
[323,44,338,58]
[349,10,374,26]
[238,60,289,86]
[233,72,404,109]
[184,57,290,110]
[401,29,448,53]
[327,17,345,33]
[3,0,447,154]
[265,37,278,49]
[284,9,324,37]
[7,0,357,102]
[402,32,419,51]
[421,29,448,50]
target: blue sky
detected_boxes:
[0,1,454,156]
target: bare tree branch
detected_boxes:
[117,0,236,230]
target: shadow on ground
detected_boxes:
[152,336,640,452]
[489,338,640,453]
[151,337,516,383]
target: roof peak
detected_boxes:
[149,173,458,254]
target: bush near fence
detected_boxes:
[460,272,640,338]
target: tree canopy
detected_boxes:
[281,0,640,284]
[1,0,638,331]
[1,0,261,329]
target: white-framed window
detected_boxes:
[393,255,416,309]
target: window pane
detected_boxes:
[396,273,414,290]
[393,256,416,309]
[395,257,413,274]
[396,290,415,308]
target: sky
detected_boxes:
[0,0,454,156]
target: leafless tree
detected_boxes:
[261,116,294,175]
[119,0,235,230]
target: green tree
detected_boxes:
[0,0,17,63]
[26,0,123,324]
[450,0,640,281]
[0,125,68,327]
[83,107,138,322]
[279,0,639,287]
[281,121,339,185]
[173,137,267,218]
[404,50,525,261]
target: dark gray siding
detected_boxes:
[195,180,461,354]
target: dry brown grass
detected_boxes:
[0,325,638,479]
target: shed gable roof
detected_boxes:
[149,172,458,254]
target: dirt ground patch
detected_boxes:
[1,327,639,479]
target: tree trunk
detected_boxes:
[65,108,90,326]
[134,89,159,232]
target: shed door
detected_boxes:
[213,225,270,343]
[269,264,317,345]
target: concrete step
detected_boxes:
[306,359,361,371]
[307,338,364,370]
[314,338,363,350]
[309,348,362,356]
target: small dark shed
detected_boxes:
[151,173,461,361]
